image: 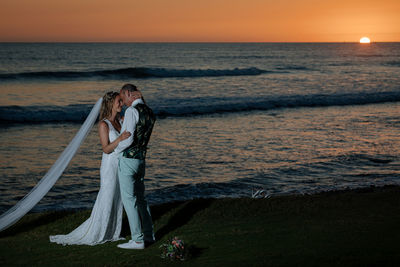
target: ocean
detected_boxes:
[0,42,399,213]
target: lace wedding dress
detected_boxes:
[49,119,124,245]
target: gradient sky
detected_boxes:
[1,0,399,42]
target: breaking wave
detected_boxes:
[0,67,269,80]
[1,91,400,123]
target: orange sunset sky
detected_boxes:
[0,0,399,42]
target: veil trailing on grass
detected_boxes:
[0,98,103,232]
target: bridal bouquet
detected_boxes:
[159,236,188,261]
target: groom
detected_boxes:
[115,83,156,249]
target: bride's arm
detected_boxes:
[98,121,131,154]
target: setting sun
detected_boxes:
[360,37,371,43]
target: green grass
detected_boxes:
[1,186,400,266]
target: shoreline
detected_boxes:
[3,183,399,215]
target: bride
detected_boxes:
[50,91,131,245]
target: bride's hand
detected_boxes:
[131,91,142,100]
[119,131,131,141]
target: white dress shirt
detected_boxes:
[115,98,144,154]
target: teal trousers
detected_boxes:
[118,156,154,242]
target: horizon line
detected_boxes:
[1,41,399,44]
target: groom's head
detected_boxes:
[120,83,142,106]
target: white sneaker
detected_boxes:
[117,240,145,249]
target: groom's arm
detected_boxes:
[114,107,139,154]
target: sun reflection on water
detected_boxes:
[0,102,399,211]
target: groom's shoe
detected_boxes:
[117,240,145,250]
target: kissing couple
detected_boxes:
[50,84,156,249]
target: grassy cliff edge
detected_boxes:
[1,185,400,266]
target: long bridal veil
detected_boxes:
[0,98,103,232]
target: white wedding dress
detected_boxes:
[49,119,124,245]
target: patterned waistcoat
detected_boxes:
[123,103,156,159]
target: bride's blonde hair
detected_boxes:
[99,91,119,121]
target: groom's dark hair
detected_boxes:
[121,83,138,92]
